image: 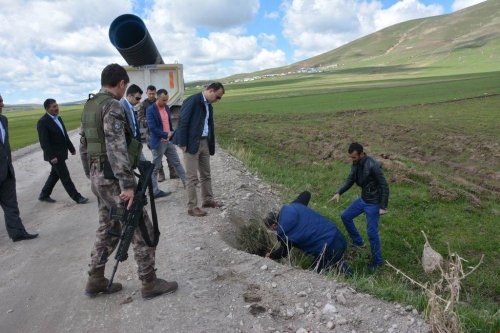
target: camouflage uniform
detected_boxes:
[80,88,156,281]
[137,98,155,144]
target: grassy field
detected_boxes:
[3,106,83,150]
[211,71,499,332]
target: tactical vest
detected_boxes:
[81,93,142,171]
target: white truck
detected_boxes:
[125,64,184,125]
[109,14,185,125]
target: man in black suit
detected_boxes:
[37,98,88,204]
[0,93,38,242]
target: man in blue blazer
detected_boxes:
[264,191,351,275]
[172,83,224,217]
[37,99,88,204]
[0,93,39,242]
[146,89,186,198]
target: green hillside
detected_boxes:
[223,0,500,83]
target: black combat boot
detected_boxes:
[85,266,122,297]
[141,272,178,300]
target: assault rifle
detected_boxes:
[107,161,160,290]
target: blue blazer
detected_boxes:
[146,103,174,150]
[277,203,341,257]
[172,92,215,155]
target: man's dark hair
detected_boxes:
[263,211,279,229]
[126,84,143,96]
[43,98,56,110]
[101,63,129,87]
[157,89,168,96]
[206,82,225,93]
[146,85,156,91]
[348,142,364,154]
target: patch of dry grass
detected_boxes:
[387,231,484,333]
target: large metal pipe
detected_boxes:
[109,14,164,66]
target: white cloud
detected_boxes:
[181,48,287,80]
[373,0,443,31]
[152,0,260,29]
[282,0,445,60]
[258,33,279,49]
[264,11,280,20]
[233,49,287,73]
[0,0,284,103]
[452,0,487,11]
[0,0,129,103]
[0,0,129,54]
[144,0,284,80]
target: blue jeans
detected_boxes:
[151,141,186,195]
[341,198,383,265]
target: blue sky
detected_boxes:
[0,0,487,104]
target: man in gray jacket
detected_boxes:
[331,142,389,271]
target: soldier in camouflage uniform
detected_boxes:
[80,64,177,299]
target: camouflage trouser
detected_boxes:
[88,177,156,281]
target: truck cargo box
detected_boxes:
[125,64,184,125]
[125,64,184,107]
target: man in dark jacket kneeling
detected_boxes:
[264,191,351,276]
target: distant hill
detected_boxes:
[2,104,40,112]
[3,100,85,112]
[222,0,500,83]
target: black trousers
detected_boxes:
[0,171,26,239]
[39,160,80,201]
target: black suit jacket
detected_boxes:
[0,114,15,182]
[37,113,75,162]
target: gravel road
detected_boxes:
[0,132,430,333]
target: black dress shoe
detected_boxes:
[76,196,89,204]
[39,196,56,203]
[12,232,39,242]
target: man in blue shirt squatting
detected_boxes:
[330,142,389,272]
[264,191,352,276]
